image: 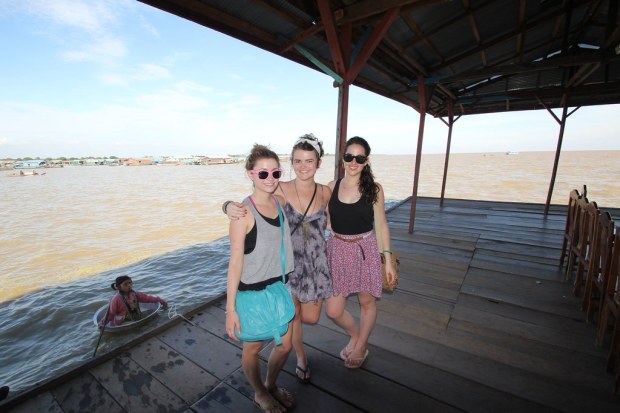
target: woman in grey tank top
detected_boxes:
[224,144,296,412]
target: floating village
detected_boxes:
[0,155,243,171]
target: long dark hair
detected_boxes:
[345,136,379,205]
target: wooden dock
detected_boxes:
[2,197,620,412]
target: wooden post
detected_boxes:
[409,74,427,233]
[335,82,349,180]
[544,97,569,215]
[440,99,454,207]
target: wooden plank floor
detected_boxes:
[3,197,620,413]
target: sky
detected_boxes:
[1,0,618,158]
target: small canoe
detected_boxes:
[92,302,162,333]
[6,172,46,177]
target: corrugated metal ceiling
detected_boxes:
[138,0,620,118]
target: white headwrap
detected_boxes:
[294,135,323,156]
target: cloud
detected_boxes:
[25,0,117,33]
[62,35,127,62]
[133,64,172,81]
[17,0,131,64]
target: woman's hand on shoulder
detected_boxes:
[225,201,247,220]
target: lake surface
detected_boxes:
[1,151,618,393]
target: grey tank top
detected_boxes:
[240,196,294,284]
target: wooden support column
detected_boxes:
[544,98,569,215]
[440,99,454,207]
[335,83,349,180]
[408,74,427,233]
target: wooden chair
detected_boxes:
[596,230,620,374]
[559,188,583,268]
[582,211,615,322]
[566,198,598,296]
[573,201,600,296]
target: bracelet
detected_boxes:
[222,200,232,214]
[383,249,393,254]
[225,309,235,314]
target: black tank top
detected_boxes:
[329,179,374,235]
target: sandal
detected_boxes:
[295,364,311,383]
[253,399,285,413]
[344,349,369,369]
[339,344,354,360]
[268,387,296,410]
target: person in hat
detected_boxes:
[98,275,168,328]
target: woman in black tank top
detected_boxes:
[325,136,396,369]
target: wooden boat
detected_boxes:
[6,171,46,177]
[92,302,161,333]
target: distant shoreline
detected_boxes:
[2,148,619,162]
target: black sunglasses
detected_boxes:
[251,169,283,179]
[343,153,367,164]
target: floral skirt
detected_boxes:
[327,230,382,298]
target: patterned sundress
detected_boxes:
[284,202,332,303]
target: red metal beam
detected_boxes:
[317,0,346,76]
[408,74,427,233]
[335,83,349,180]
[544,94,569,215]
[344,7,400,85]
[440,99,454,207]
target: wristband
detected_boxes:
[222,200,232,214]
[383,249,393,254]
[225,309,236,314]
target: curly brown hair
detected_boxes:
[345,136,379,205]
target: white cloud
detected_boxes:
[133,64,171,80]
[62,35,127,62]
[15,0,131,64]
[26,0,116,33]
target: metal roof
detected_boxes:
[139,0,620,118]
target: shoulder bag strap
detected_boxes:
[275,196,286,283]
[291,183,317,235]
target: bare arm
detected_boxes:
[225,211,252,341]
[324,182,333,231]
[224,200,248,220]
[373,183,396,281]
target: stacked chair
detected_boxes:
[559,188,584,267]
[560,187,618,393]
[596,231,620,393]
[582,212,615,322]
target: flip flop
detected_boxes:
[344,349,369,369]
[339,344,354,360]
[253,399,285,413]
[295,364,311,383]
[269,387,296,410]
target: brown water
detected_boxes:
[1,151,618,303]
[0,150,618,393]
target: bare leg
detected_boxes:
[326,294,359,351]
[300,298,323,324]
[293,297,323,381]
[292,297,307,370]
[349,292,376,359]
[264,321,293,390]
[242,341,281,410]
